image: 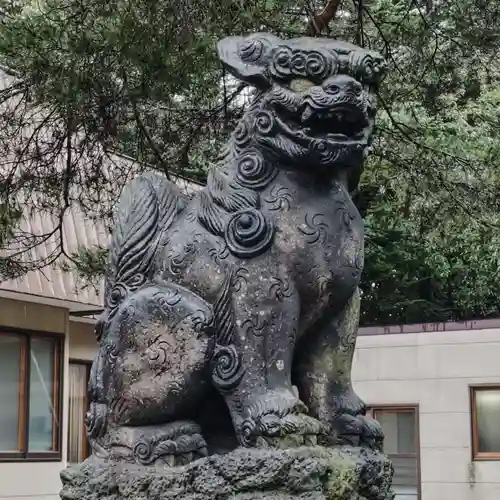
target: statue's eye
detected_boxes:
[325,84,340,94]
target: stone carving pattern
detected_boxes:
[83,32,390,477]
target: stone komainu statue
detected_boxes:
[85,34,388,468]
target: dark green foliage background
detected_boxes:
[1,0,499,325]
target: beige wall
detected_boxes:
[353,327,500,500]
[0,297,97,500]
[0,296,68,334]
[3,295,500,500]
[68,320,97,362]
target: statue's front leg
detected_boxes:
[295,288,384,450]
[214,264,323,448]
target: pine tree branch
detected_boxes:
[307,0,343,36]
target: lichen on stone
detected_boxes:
[60,445,394,500]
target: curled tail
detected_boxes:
[104,172,187,316]
[88,173,187,410]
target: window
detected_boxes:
[0,331,63,460]
[368,407,420,500]
[67,361,91,464]
[471,386,500,460]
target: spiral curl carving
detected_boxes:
[298,213,329,245]
[225,209,274,258]
[235,151,277,189]
[305,50,334,81]
[264,185,294,212]
[291,52,307,75]
[154,289,182,310]
[211,345,245,391]
[128,272,147,289]
[146,339,170,367]
[272,47,337,82]
[106,273,146,316]
[271,46,293,79]
[133,438,156,465]
[240,419,258,446]
[107,283,128,309]
[348,50,386,84]
[233,120,252,148]
[239,39,264,62]
[254,111,274,135]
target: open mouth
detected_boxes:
[301,104,370,142]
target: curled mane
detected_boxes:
[196,94,277,237]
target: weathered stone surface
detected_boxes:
[84,32,389,463]
[62,30,394,500]
[60,445,394,500]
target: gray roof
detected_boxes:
[1,154,201,312]
[0,68,202,312]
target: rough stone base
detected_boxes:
[60,445,394,500]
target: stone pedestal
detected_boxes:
[60,445,394,500]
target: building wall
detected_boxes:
[0,297,96,500]
[353,327,500,500]
[3,294,500,500]
[0,296,68,334]
[68,320,97,362]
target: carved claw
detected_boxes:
[134,432,208,467]
[333,413,385,451]
[361,416,384,451]
[240,413,325,448]
[322,388,385,450]
[108,422,208,467]
[332,413,364,447]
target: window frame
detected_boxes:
[367,404,421,500]
[0,327,64,462]
[470,385,500,461]
[67,359,92,464]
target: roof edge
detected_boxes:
[0,289,102,313]
[359,317,500,336]
[108,149,205,188]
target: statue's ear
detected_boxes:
[217,33,279,89]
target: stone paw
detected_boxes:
[334,387,367,417]
[109,420,208,467]
[241,412,326,449]
[360,414,384,451]
[334,413,384,451]
[133,431,209,467]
